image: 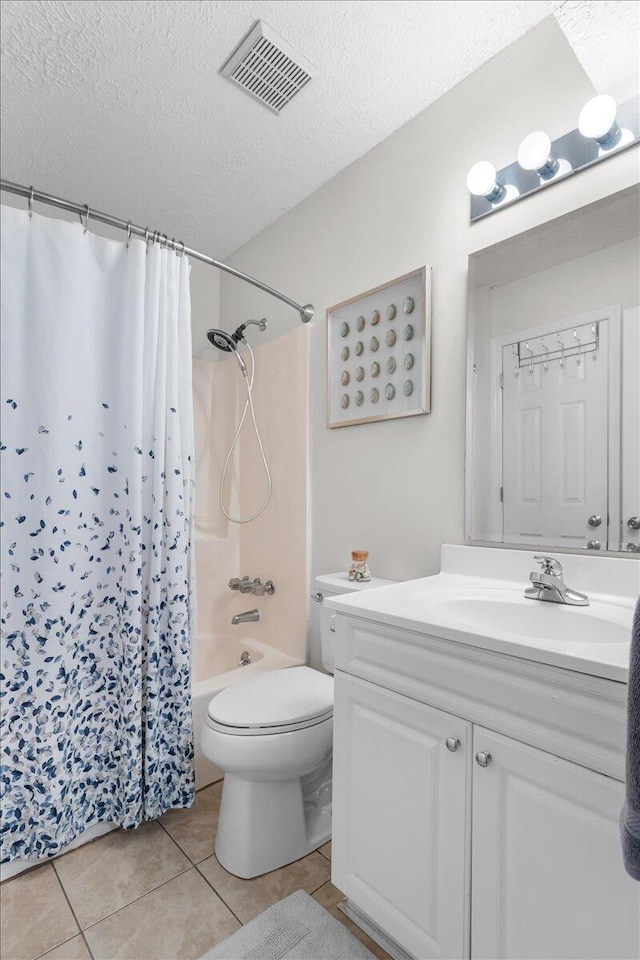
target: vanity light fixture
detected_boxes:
[465,161,505,203]
[578,94,620,147]
[517,131,558,178]
[468,94,639,222]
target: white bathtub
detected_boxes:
[192,634,303,789]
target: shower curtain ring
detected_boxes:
[177,240,185,258]
[144,227,150,253]
[126,220,132,249]
[80,204,90,235]
[28,186,34,219]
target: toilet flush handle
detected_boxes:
[311,592,323,603]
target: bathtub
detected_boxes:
[192,634,303,789]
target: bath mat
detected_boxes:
[200,889,376,960]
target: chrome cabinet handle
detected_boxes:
[475,751,493,767]
[626,543,640,554]
[627,517,640,530]
[587,514,601,527]
[445,737,461,752]
[329,623,336,632]
[586,540,601,550]
[311,592,323,603]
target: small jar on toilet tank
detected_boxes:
[348,550,371,582]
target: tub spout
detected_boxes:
[231,609,261,625]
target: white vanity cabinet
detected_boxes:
[471,727,636,960]
[332,674,471,960]
[331,613,640,960]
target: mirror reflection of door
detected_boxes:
[501,317,610,550]
[465,184,639,554]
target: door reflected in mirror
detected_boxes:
[466,185,639,554]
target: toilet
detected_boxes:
[200,571,394,879]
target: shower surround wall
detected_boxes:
[192,325,309,784]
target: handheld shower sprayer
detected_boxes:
[205,319,272,523]
[206,320,267,376]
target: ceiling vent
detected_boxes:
[220,21,316,115]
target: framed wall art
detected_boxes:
[327,267,431,428]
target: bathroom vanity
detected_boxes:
[327,546,639,960]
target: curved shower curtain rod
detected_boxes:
[0,179,314,325]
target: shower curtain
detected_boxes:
[0,206,195,863]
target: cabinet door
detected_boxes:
[471,727,640,960]
[332,672,471,960]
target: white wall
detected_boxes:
[209,16,639,667]
[489,237,640,338]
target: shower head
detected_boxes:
[207,328,248,375]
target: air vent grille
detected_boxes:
[221,21,316,114]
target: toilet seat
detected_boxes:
[206,666,333,737]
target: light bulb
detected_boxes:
[517,131,558,177]
[578,94,619,146]
[466,161,505,202]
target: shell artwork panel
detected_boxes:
[327,267,430,426]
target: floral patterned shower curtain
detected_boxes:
[0,206,195,863]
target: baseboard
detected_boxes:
[338,898,414,960]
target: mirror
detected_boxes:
[466,185,639,554]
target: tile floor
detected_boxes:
[0,781,390,960]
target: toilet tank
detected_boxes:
[314,572,396,674]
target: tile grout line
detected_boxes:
[78,863,195,935]
[193,861,244,928]
[155,816,217,871]
[51,862,95,960]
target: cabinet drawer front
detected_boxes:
[471,727,640,960]
[335,615,626,780]
[332,673,471,960]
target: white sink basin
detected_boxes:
[426,591,630,646]
[325,547,636,682]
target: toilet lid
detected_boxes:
[207,666,334,730]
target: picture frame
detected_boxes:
[326,267,431,428]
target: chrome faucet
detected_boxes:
[525,555,589,606]
[229,577,275,596]
[231,608,261,625]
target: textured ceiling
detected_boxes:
[0,1,637,259]
[550,0,639,94]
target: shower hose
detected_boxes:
[219,341,272,523]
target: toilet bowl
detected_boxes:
[201,572,395,879]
